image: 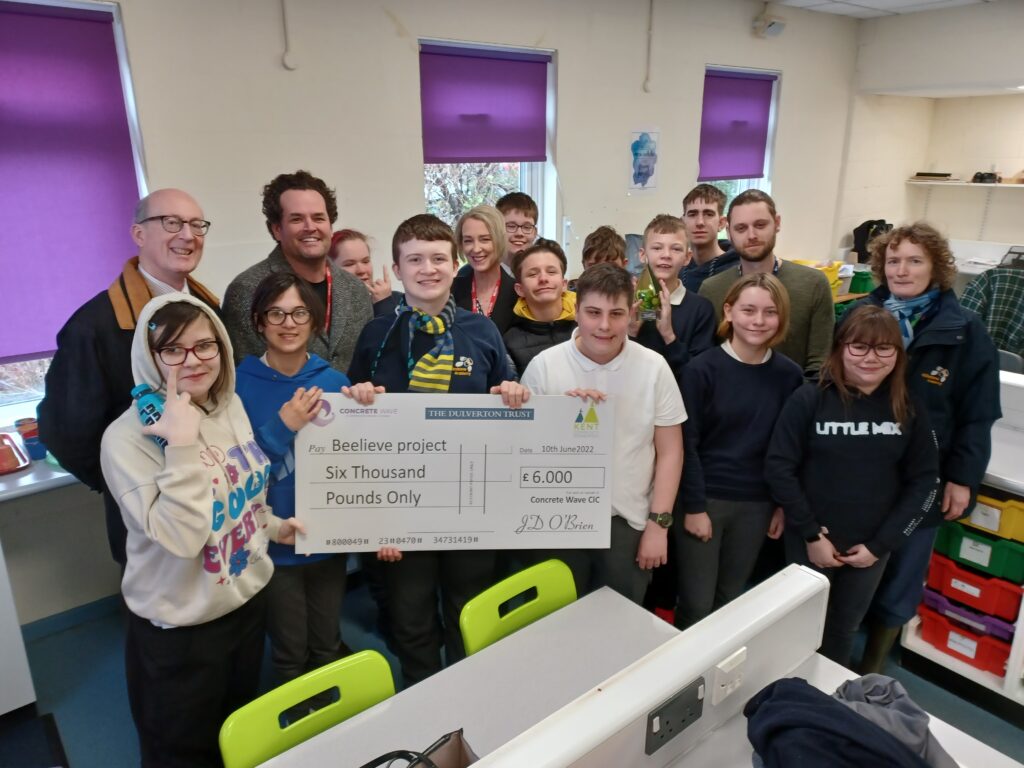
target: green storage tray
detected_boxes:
[934,522,1024,584]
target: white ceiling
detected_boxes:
[776,0,996,19]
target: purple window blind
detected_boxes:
[0,3,140,361]
[419,45,550,164]
[697,69,778,182]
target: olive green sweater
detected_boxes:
[698,259,835,376]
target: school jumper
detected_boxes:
[631,283,717,381]
[675,344,803,628]
[100,294,282,768]
[236,353,351,683]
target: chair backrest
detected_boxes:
[460,559,577,656]
[219,650,395,768]
[998,349,1024,374]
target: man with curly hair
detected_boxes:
[223,170,372,370]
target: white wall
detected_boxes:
[857,2,1024,97]
[116,0,858,287]
[832,94,934,249]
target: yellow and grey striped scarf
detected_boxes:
[405,296,457,392]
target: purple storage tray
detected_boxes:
[923,587,1016,642]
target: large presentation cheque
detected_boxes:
[295,394,613,553]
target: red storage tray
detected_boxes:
[926,553,1022,622]
[918,605,1010,677]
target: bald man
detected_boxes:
[39,189,220,564]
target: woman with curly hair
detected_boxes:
[849,222,1001,673]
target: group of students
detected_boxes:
[94,181,1001,767]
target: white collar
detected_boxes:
[722,339,772,364]
[668,281,686,306]
[139,265,190,296]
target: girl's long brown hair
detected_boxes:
[821,305,910,424]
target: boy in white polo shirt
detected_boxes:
[520,263,686,603]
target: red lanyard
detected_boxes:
[323,266,333,333]
[471,273,500,317]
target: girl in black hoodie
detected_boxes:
[765,305,939,667]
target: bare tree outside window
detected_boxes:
[424,162,521,226]
[0,358,50,408]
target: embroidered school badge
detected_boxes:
[453,356,474,376]
[921,366,950,385]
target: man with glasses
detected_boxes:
[222,170,371,371]
[39,188,220,565]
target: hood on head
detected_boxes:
[131,293,234,410]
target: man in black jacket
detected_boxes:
[38,189,219,564]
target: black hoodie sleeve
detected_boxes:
[764,383,821,540]
[865,402,941,557]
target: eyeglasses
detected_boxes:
[505,222,537,235]
[846,342,898,358]
[156,340,220,366]
[139,215,212,236]
[264,308,312,325]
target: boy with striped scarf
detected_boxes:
[345,214,528,686]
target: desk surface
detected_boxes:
[262,588,679,767]
[675,653,1021,768]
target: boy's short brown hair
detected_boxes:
[682,184,727,216]
[495,192,539,223]
[643,214,687,243]
[575,263,633,306]
[582,226,626,268]
[391,214,457,264]
[511,239,567,281]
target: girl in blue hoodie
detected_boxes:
[235,272,351,685]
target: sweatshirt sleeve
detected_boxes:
[661,300,717,376]
[865,405,941,557]
[678,365,709,514]
[764,384,820,540]
[253,412,296,465]
[101,428,213,560]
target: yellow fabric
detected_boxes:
[513,291,576,322]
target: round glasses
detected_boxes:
[505,222,537,235]
[156,340,220,366]
[139,215,212,236]
[264,308,312,326]
[846,342,897,358]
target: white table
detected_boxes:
[262,588,679,766]
[263,587,1020,768]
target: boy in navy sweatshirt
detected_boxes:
[631,214,716,380]
[345,214,527,686]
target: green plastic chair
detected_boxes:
[219,650,395,768]
[460,559,577,656]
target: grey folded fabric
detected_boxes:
[834,674,957,768]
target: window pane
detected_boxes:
[423,162,521,226]
[0,358,50,408]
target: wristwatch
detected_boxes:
[648,511,674,529]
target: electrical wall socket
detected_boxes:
[644,676,705,755]
[710,646,747,706]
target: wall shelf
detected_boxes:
[906,181,1024,189]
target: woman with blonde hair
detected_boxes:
[452,205,518,333]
